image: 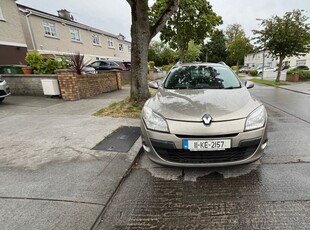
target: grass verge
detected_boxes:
[250,78,290,86]
[94,89,157,119]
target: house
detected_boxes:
[244,50,277,69]
[0,1,131,65]
[244,50,310,69]
[0,0,27,65]
[17,3,131,63]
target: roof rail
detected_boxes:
[218,61,228,66]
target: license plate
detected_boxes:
[183,139,231,151]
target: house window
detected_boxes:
[0,7,5,20]
[119,43,124,52]
[43,21,57,37]
[70,28,81,42]
[108,38,114,48]
[92,33,100,45]
[296,59,306,66]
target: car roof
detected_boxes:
[178,62,229,68]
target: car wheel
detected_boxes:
[0,98,4,102]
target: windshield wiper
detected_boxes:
[224,86,241,89]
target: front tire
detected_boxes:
[0,97,5,102]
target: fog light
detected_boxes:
[261,139,268,150]
[142,141,151,152]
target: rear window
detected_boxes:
[164,65,241,89]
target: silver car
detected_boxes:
[141,63,268,167]
[0,76,11,102]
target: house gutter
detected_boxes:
[24,10,36,50]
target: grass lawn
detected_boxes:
[94,89,157,119]
[249,78,290,86]
[238,75,246,78]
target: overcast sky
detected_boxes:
[17,0,310,42]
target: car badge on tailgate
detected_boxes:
[202,114,212,125]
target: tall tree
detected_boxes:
[127,0,179,102]
[200,29,227,63]
[225,24,253,68]
[158,0,222,62]
[184,41,201,62]
[253,9,310,82]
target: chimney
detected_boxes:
[57,9,71,20]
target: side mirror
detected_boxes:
[245,81,254,89]
[148,81,159,89]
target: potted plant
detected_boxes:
[22,66,33,74]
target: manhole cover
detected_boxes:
[92,126,140,152]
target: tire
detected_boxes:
[0,97,4,102]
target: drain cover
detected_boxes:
[93,126,140,152]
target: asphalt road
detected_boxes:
[95,84,310,229]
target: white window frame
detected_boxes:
[108,38,114,48]
[43,21,57,37]
[92,33,101,46]
[0,7,5,21]
[70,28,81,42]
[119,43,124,52]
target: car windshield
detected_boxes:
[164,65,241,89]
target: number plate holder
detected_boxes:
[183,139,231,151]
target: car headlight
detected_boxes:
[245,105,267,131]
[142,107,169,133]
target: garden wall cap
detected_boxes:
[55,69,75,73]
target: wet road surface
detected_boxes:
[95,84,310,229]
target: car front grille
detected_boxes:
[152,139,261,164]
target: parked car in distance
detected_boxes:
[141,62,268,167]
[89,61,122,71]
[0,76,11,102]
[113,61,127,71]
[288,65,309,71]
[239,66,251,74]
[256,66,275,74]
[81,66,96,74]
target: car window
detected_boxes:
[90,61,100,67]
[164,65,241,89]
[100,61,108,66]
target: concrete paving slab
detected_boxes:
[0,86,142,229]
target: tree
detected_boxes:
[126,0,179,102]
[225,24,253,68]
[148,41,177,66]
[200,29,227,63]
[253,10,310,82]
[184,41,201,62]
[158,0,222,62]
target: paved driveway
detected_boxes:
[0,89,141,229]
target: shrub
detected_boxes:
[149,61,155,71]
[161,64,174,71]
[25,51,69,74]
[231,66,238,70]
[286,69,300,75]
[70,52,89,75]
[249,69,258,76]
[299,70,310,81]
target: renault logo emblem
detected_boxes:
[202,114,212,125]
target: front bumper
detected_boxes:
[0,80,11,98]
[140,118,268,167]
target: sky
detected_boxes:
[17,0,310,42]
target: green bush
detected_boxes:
[161,64,174,71]
[149,61,155,71]
[299,70,310,81]
[25,51,69,74]
[231,66,238,70]
[249,69,258,76]
[286,69,300,75]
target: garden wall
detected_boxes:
[1,74,56,96]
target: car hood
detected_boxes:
[146,87,262,122]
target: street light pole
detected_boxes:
[262,49,265,80]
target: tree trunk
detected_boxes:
[130,0,151,102]
[276,56,284,82]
